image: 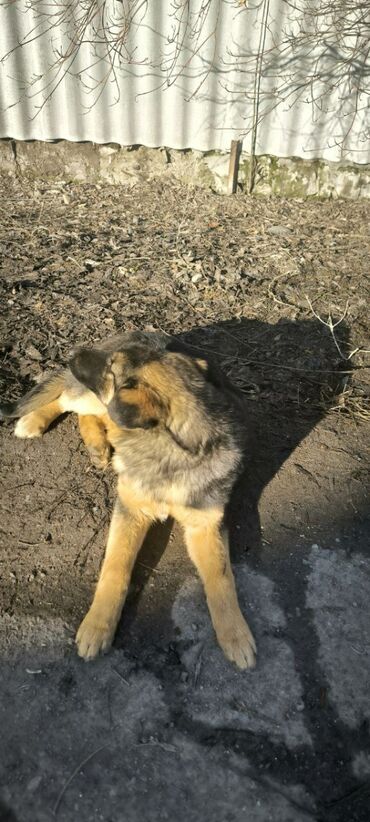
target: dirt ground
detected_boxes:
[0,176,369,822]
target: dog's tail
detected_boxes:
[0,371,66,420]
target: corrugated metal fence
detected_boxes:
[0,1,369,164]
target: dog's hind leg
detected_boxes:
[76,496,152,660]
[14,398,64,439]
[78,414,111,469]
[182,513,256,670]
[0,371,65,437]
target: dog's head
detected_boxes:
[69,343,214,449]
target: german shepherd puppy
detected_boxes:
[1,331,256,669]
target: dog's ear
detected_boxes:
[195,356,239,396]
[195,358,208,373]
[69,348,115,403]
[108,384,168,430]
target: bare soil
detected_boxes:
[0,176,369,822]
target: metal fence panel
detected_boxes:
[0,1,368,163]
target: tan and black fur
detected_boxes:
[1,331,256,668]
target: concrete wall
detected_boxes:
[1,140,369,199]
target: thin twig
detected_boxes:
[111,668,130,686]
[305,295,349,360]
[53,744,109,816]
[137,561,162,574]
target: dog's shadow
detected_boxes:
[118,315,349,646]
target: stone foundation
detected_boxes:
[1,139,369,198]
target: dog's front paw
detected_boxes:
[88,443,111,470]
[76,609,116,660]
[216,617,256,670]
[15,414,44,438]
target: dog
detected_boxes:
[1,331,256,669]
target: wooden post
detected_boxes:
[227,139,242,195]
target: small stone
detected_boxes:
[266,225,292,237]
[25,345,42,361]
[27,775,42,792]
[191,273,202,284]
